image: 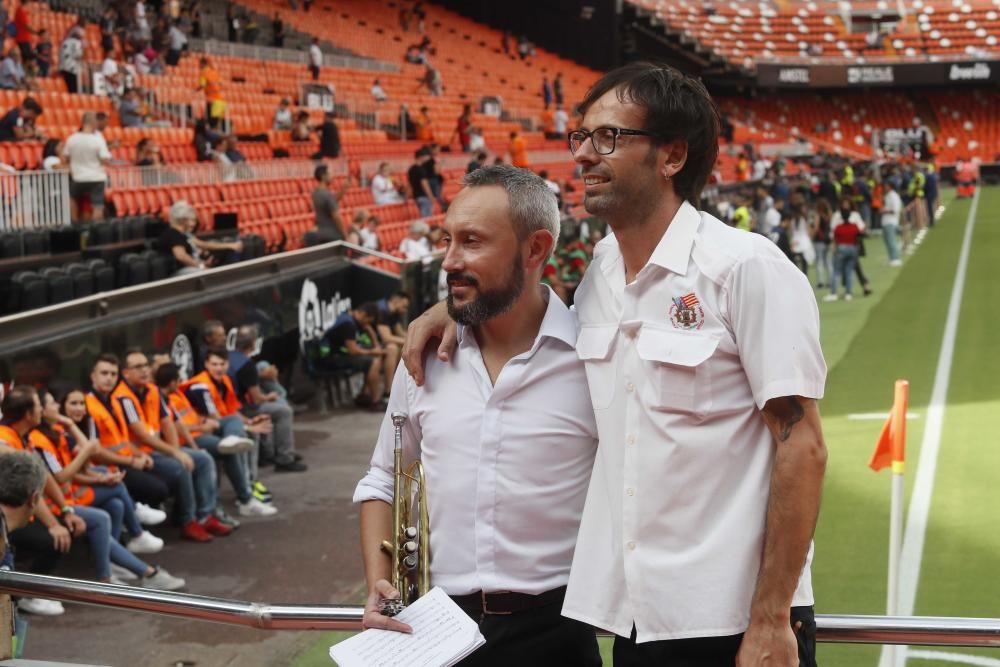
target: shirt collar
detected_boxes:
[593,201,702,278]
[456,284,577,351]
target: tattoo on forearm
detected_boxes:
[774,397,806,442]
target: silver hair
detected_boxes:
[169,200,197,226]
[0,450,46,508]
[461,164,560,253]
[81,111,97,127]
[234,324,258,352]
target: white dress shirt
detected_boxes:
[354,287,598,596]
[562,201,826,642]
[882,190,902,226]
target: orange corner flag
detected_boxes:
[869,380,909,473]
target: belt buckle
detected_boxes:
[481,590,513,616]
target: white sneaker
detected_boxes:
[127,530,164,554]
[218,435,255,454]
[140,567,186,591]
[845,294,854,301]
[135,502,167,526]
[889,259,903,267]
[110,563,139,581]
[237,497,278,517]
[823,293,839,302]
[18,598,65,616]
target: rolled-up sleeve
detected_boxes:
[353,362,421,504]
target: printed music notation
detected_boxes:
[329,587,485,667]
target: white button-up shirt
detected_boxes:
[562,202,827,642]
[354,287,598,596]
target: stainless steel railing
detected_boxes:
[2,571,1000,647]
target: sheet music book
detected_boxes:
[329,587,486,667]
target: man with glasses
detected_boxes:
[404,62,827,667]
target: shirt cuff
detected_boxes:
[755,378,826,411]
[352,466,394,505]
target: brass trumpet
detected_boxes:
[379,412,430,617]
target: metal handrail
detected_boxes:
[2,572,1000,647]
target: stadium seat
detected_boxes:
[117,253,151,288]
[40,267,74,305]
[9,271,48,313]
[64,262,96,299]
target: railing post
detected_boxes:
[0,593,11,660]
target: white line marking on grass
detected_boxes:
[906,650,1000,666]
[877,189,981,667]
[847,412,920,421]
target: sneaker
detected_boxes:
[18,598,65,616]
[141,567,186,591]
[823,293,839,302]
[127,530,164,554]
[237,497,279,517]
[252,481,273,503]
[863,287,873,297]
[201,514,234,537]
[845,294,854,301]
[180,519,214,542]
[110,573,132,586]
[110,563,139,581]
[214,506,241,530]
[218,435,255,455]
[274,459,308,473]
[135,502,167,526]
[889,259,903,267]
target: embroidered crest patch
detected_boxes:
[669,292,705,330]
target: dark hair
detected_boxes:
[22,97,43,115]
[92,353,120,371]
[205,346,229,363]
[577,62,720,204]
[390,290,410,301]
[314,164,329,181]
[1,385,38,423]
[154,362,180,388]
[58,387,93,433]
[354,302,379,320]
[43,138,60,158]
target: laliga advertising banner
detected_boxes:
[758,59,1000,88]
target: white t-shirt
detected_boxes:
[761,206,781,235]
[309,44,323,67]
[554,109,568,134]
[101,58,118,78]
[58,37,83,75]
[371,173,402,205]
[359,227,379,250]
[399,236,431,261]
[371,84,386,101]
[42,155,63,171]
[882,190,902,226]
[63,131,111,183]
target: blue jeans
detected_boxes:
[75,506,149,579]
[882,223,900,262]
[196,432,252,503]
[813,241,831,286]
[832,244,858,296]
[90,483,142,539]
[415,195,432,217]
[150,450,216,523]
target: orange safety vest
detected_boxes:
[28,427,95,508]
[168,390,203,438]
[0,424,26,450]
[85,390,135,458]
[199,65,222,101]
[510,136,529,168]
[179,371,241,418]
[111,382,165,455]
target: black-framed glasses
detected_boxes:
[568,127,661,155]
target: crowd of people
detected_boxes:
[0,318,313,625]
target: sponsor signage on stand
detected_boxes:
[758,59,1000,88]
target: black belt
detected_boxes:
[450,586,567,617]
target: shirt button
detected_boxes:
[627,541,636,550]
[627,434,635,445]
[626,487,634,496]
[626,381,635,393]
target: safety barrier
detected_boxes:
[0,168,72,231]
[105,158,349,190]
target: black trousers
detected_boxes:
[123,467,170,508]
[7,522,61,576]
[614,606,817,667]
[455,600,601,667]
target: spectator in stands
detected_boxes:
[99,7,116,56]
[375,291,410,352]
[135,138,165,167]
[345,210,365,246]
[311,164,351,242]
[517,34,531,60]
[290,110,311,141]
[156,363,274,517]
[230,326,306,472]
[272,13,285,48]
[63,112,111,222]
[359,215,380,250]
[226,3,240,42]
[243,14,258,44]
[421,64,443,97]
[812,198,833,289]
[312,111,341,159]
[371,78,387,103]
[553,72,564,106]
[273,98,293,130]
[101,52,122,97]
[467,150,487,175]
[119,89,147,128]
[221,135,247,163]
[166,21,187,67]
[371,162,404,205]
[308,37,322,81]
[414,106,433,142]
[399,220,432,261]
[319,303,386,408]
[881,180,903,267]
[159,201,242,274]
[425,143,446,209]
[0,96,42,142]
[542,76,552,109]
[193,118,222,162]
[42,138,64,170]
[0,48,29,91]
[0,449,48,593]
[450,104,472,152]
[11,1,34,61]
[508,130,529,168]
[57,26,84,94]
[34,28,52,78]
[468,125,486,153]
[197,57,224,123]
[553,104,569,137]
[408,148,434,217]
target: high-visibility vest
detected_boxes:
[199,65,222,101]
[168,390,203,438]
[180,371,241,418]
[85,390,135,457]
[111,381,164,454]
[28,427,94,508]
[0,424,26,450]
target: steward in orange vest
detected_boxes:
[29,425,96,510]
[180,370,242,418]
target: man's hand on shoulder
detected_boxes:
[401,301,456,386]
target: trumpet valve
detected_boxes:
[404,526,418,540]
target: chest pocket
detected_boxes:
[636,326,719,419]
[576,325,618,410]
